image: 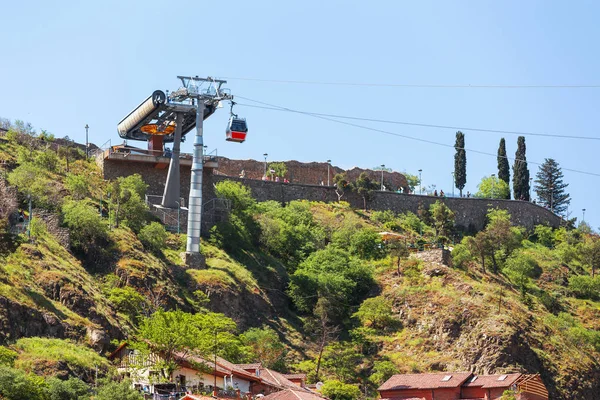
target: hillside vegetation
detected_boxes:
[0,125,599,399]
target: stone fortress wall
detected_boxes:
[100,157,561,233]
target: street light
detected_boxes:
[451,172,455,197]
[85,124,89,159]
[491,174,496,199]
[380,164,385,191]
[418,169,422,195]
[263,153,268,179]
[583,208,586,223]
[327,160,331,186]
[529,177,533,201]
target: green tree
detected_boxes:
[504,251,540,296]
[369,360,398,386]
[348,229,385,260]
[333,173,350,202]
[94,379,143,400]
[214,180,256,212]
[534,225,554,248]
[108,286,147,320]
[353,296,395,330]
[62,199,108,251]
[268,162,287,178]
[497,138,510,198]
[352,172,378,210]
[108,174,149,232]
[0,366,47,400]
[429,201,455,238]
[512,136,530,201]
[46,377,90,400]
[138,222,168,253]
[65,174,90,200]
[454,131,466,196]
[321,343,362,383]
[475,175,510,199]
[404,173,419,193]
[320,380,361,400]
[580,236,600,277]
[135,310,202,380]
[534,158,570,215]
[7,163,61,210]
[241,327,286,370]
[568,275,600,300]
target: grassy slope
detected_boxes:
[1,135,599,397]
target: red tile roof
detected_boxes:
[283,374,306,380]
[237,363,262,370]
[462,373,522,389]
[260,368,303,390]
[261,388,325,400]
[378,372,473,391]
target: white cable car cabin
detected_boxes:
[226,117,248,143]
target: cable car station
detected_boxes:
[102,76,247,266]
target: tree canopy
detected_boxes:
[512,136,530,201]
[476,175,510,199]
[534,158,570,215]
[454,131,467,196]
[497,138,510,199]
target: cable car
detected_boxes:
[225,101,248,143]
[226,117,248,143]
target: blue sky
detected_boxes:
[1,1,598,227]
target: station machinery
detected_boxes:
[116,76,248,256]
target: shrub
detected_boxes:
[241,327,286,370]
[34,150,59,172]
[370,210,396,225]
[369,360,399,386]
[568,275,600,300]
[320,380,361,400]
[451,243,472,268]
[0,347,17,367]
[0,366,47,400]
[7,163,61,209]
[46,377,90,400]
[94,379,143,400]
[65,174,90,200]
[349,229,385,260]
[353,297,395,330]
[534,225,554,248]
[62,199,108,250]
[138,222,168,253]
[214,180,255,212]
[108,287,147,319]
[504,251,540,296]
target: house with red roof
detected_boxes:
[378,372,548,400]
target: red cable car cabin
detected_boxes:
[226,117,248,143]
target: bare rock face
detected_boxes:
[0,296,71,342]
[87,327,109,352]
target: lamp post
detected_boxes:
[327,160,331,186]
[529,177,533,201]
[550,184,554,213]
[380,164,385,191]
[491,174,496,199]
[418,169,422,195]
[85,124,89,159]
[451,172,455,197]
[582,208,586,223]
[263,153,268,179]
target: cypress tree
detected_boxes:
[497,138,510,199]
[512,136,530,201]
[534,158,570,215]
[454,131,466,197]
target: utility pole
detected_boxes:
[85,124,89,159]
[327,159,331,186]
[418,169,422,195]
[380,164,385,191]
